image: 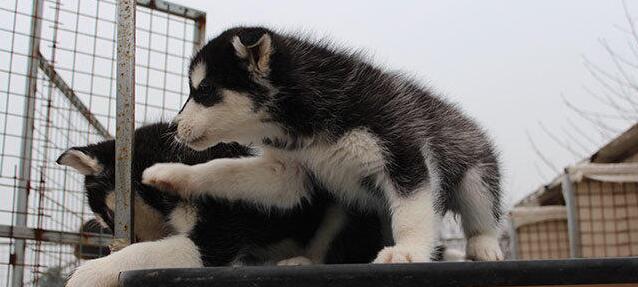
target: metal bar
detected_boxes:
[192,10,206,54]
[136,0,205,21]
[114,0,136,245]
[120,258,638,287]
[12,0,43,286]
[507,218,518,260]
[37,52,113,139]
[561,172,581,258]
[0,225,111,247]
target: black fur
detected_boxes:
[59,122,385,266]
[188,26,502,222]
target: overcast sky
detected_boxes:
[176,0,637,205]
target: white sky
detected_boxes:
[178,0,637,205]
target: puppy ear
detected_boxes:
[232,28,273,76]
[56,149,102,175]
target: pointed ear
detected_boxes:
[232,29,273,76]
[56,149,102,175]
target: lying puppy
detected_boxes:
[59,123,386,287]
[142,26,504,263]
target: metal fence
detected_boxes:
[0,0,205,285]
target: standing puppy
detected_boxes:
[143,26,504,263]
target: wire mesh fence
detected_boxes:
[509,165,638,260]
[575,180,638,257]
[0,0,204,285]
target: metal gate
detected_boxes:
[0,0,205,285]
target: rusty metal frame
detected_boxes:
[4,0,206,284]
[137,0,206,21]
[114,0,137,245]
[38,53,113,139]
[0,224,111,247]
[11,0,43,286]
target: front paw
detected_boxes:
[142,163,194,197]
[66,258,117,287]
[373,245,431,264]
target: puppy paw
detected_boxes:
[277,256,314,266]
[466,234,504,261]
[373,245,431,264]
[66,258,117,287]
[142,163,194,197]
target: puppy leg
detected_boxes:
[142,150,307,209]
[458,166,504,261]
[305,204,347,263]
[66,235,202,287]
[277,204,347,266]
[374,187,440,263]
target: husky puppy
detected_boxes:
[142,26,504,263]
[59,123,386,287]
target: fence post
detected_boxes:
[193,14,206,54]
[561,172,582,258]
[114,0,136,245]
[11,0,43,286]
[507,218,519,260]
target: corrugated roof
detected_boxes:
[515,123,638,207]
[591,123,638,163]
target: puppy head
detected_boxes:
[175,27,284,150]
[57,143,116,231]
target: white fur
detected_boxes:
[457,166,504,261]
[66,235,203,287]
[58,150,102,175]
[374,190,439,263]
[142,149,307,209]
[168,202,198,234]
[466,234,503,261]
[143,128,438,263]
[174,90,283,150]
[293,129,387,210]
[190,62,206,89]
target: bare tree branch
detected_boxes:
[538,121,584,158]
[526,130,559,174]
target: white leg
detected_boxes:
[374,188,439,263]
[458,167,504,261]
[142,150,307,208]
[66,235,202,287]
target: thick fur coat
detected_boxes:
[142,27,504,263]
[59,123,386,287]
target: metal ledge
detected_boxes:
[119,257,638,287]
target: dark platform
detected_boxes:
[119,257,638,287]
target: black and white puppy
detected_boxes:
[142,26,504,263]
[59,123,386,287]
